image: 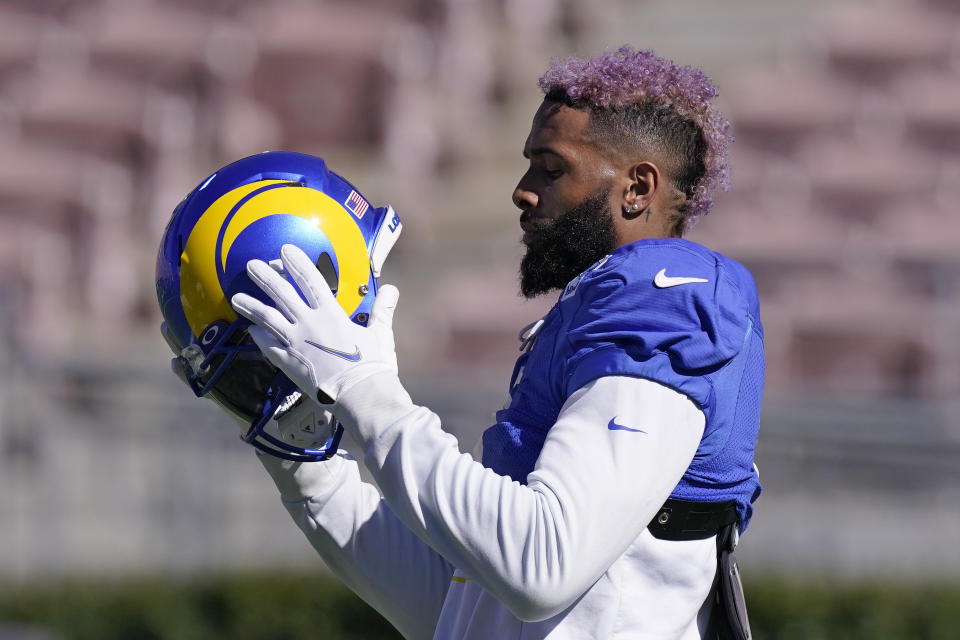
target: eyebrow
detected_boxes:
[522,146,564,160]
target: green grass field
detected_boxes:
[1,573,957,639]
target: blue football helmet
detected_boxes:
[156,151,402,461]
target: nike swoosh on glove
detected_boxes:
[231,243,400,407]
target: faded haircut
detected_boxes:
[539,46,732,235]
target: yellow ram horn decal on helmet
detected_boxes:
[179,180,370,336]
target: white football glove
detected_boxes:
[231,243,400,407]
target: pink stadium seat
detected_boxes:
[434,268,554,365]
[239,2,399,147]
[0,8,42,74]
[895,70,960,148]
[772,270,931,397]
[725,66,857,146]
[775,273,921,334]
[821,5,955,78]
[87,2,210,81]
[249,1,400,62]
[693,200,846,266]
[0,142,85,215]
[798,137,938,211]
[14,68,144,154]
[873,202,960,260]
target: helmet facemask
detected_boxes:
[156,152,402,462]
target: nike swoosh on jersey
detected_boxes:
[305,340,362,362]
[608,417,646,433]
[653,268,709,288]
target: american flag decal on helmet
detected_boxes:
[344,190,369,219]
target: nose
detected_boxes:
[512,177,538,210]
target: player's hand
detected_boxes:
[231,244,400,407]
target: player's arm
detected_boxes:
[256,451,454,640]
[333,371,705,622]
[233,244,706,621]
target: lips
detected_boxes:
[520,212,551,244]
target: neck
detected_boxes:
[613,207,679,247]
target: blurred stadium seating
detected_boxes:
[0,0,957,581]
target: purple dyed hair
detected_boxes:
[539,46,732,230]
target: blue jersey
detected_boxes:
[482,238,764,530]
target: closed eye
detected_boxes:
[523,146,567,180]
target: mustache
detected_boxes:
[519,210,552,233]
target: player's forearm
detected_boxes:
[332,379,566,619]
[257,452,452,639]
[335,373,704,622]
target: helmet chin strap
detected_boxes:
[272,390,337,449]
[244,378,344,462]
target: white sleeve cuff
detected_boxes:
[334,371,418,446]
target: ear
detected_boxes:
[621,161,660,218]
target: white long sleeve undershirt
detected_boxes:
[258,374,714,640]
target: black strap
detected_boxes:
[710,522,753,640]
[647,498,739,541]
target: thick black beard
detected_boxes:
[519,189,617,299]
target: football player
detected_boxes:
[161,46,761,639]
